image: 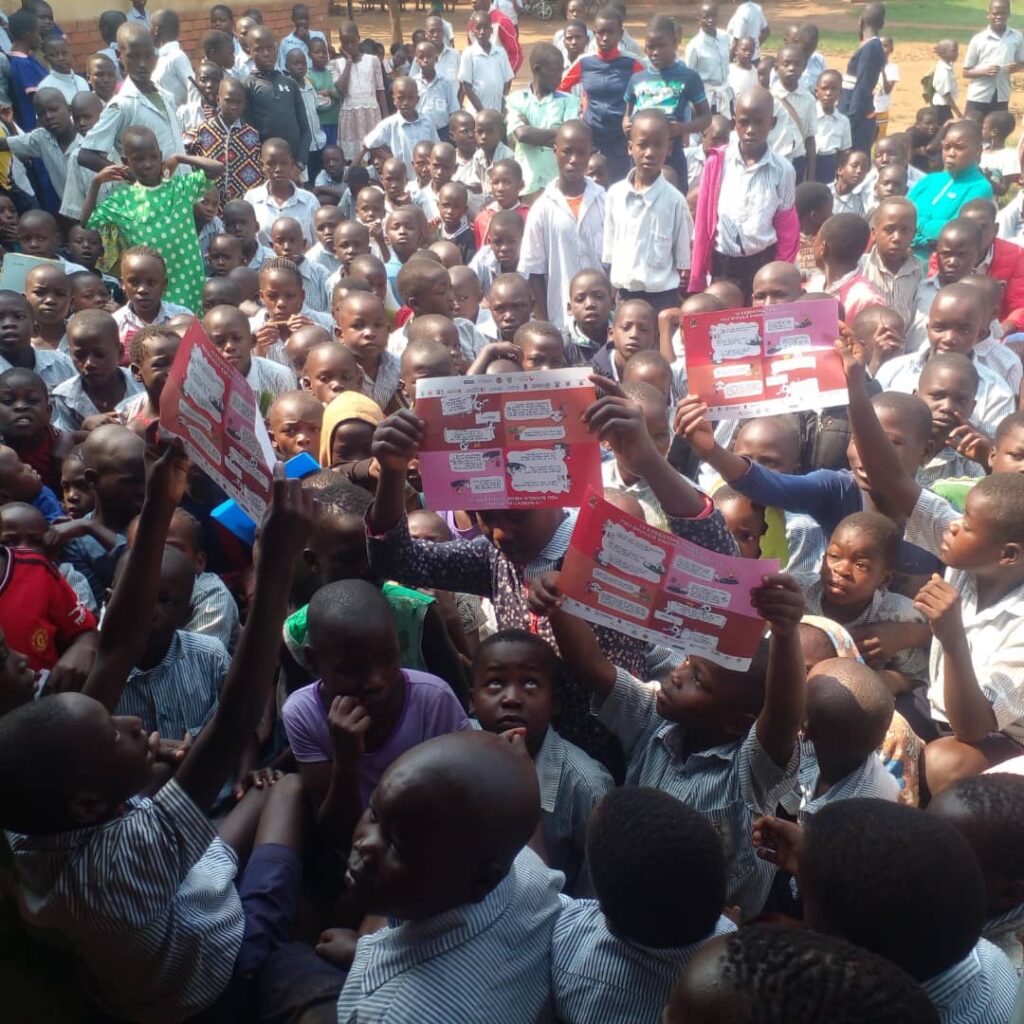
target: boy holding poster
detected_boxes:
[527,563,805,921]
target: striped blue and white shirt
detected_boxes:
[535,726,614,897]
[781,739,900,822]
[6,780,243,1022]
[984,902,1024,976]
[336,848,563,1023]
[117,630,230,740]
[921,939,1018,1024]
[552,900,735,1024]
[188,572,241,653]
[599,668,799,921]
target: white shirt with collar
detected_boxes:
[715,142,796,258]
[457,40,514,112]
[411,46,461,82]
[921,939,1018,1023]
[518,178,605,330]
[276,30,327,71]
[242,182,321,247]
[153,40,193,108]
[37,70,89,104]
[112,300,193,346]
[769,84,817,160]
[52,368,144,431]
[0,347,74,392]
[964,25,1024,103]
[80,77,185,165]
[975,330,1024,396]
[815,103,852,155]
[875,346,1015,437]
[726,1,768,58]
[602,171,692,292]
[5,127,74,194]
[684,29,731,88]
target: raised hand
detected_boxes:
[372,409,425,473]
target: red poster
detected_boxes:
[683,298,846,420]
[415,367,602,510]
[159,320,275,523]
[559,489,779,670]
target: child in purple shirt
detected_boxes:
[282,578,470,846]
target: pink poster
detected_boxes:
[558,489,779,670]
[683,298,846,420]
[415,367,602,511]
[159,320,275,523]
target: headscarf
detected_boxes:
[318,391,384,468]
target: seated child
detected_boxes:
[552,786,736,1024]
[335,291,402,413]
[713,483,768,559]
[806,213,884,321]
[269,216,332,313]
[0,367,75,493]
[828,149,869,216]
[398,329,455,408]
[313,144,351,211]
[809,511,929,688]
[206,233,246,278]
[487,273,532,344]
[468,208,524,296]
[58,446,92,520]
[600,381,674,529]
[0,456,312,1022]
[335,733,562,1021]
[284,324,334,376]
[307,205,346,277]
[0,441,61,523]
[112,246,194,354]
[222,198,276,270]
[756,800,1018,1020]
[202,278,243,315]
[473,157,528,249]
[676,389,943,585]
[914,352,990,490]
[529,566,805,920]
[842,335,1024,785]
[795,180,833,282]
[301,342,364,406]
[24,264,70,352]
[665,925,942,1023]
[118,325,181,430]
[283,576,470,843]
[959,274,1024,399]
[0,290,74,389]
[929,774,1024,973]
[908,105,942,171]
[562,268,613,365]
[980,110,1020,199]
[68,271,118,316]
[16,211,88,275]
[251,259,335,361]
[110,542,231,741]
[471,629,613,895]
[591,298,658,382]
[450,264,496,339]
[268,389,324,462]
[518,321,569,371]
[52,310,144,431]
[202,304,296,415]
[878,282,1015,437]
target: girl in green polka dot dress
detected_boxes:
[79,125,225,314]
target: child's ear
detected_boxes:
[919,436,938,465]
[1000,540,1023,567]
[302,546,320,574]
[68,788,111,826]
[84,467,99,488]
[194,550,207,574]
[129,361,144,383]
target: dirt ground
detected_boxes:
[331,0,1015,136]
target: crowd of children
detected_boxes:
[3,0,1024,1021]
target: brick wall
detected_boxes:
[64,3,334,70]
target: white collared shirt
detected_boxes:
[153,40,193,108]
[276,30,327,71]
[362,111,439,167]
[37,70,89,104]
[815,103,852,155]
[769,84,817,159]
[964,25,1024,102]
[829,182,866,216]
[52,368,144,431]
[726,1,768,58]
[684,29,731,87]
[112,300,193,346]
[411,46,461,82]
[715,141,796,258]
[457,40,514,112]
[975,333,1023,395]
[242,182,321,247]
[602,172,692,292]
[876,346,1015,437]
[931,58,958,105]
[6,126,74,194]
[80,77,185,165]
[518,178,606,329]
[0,347,74,392]
[921,939,1018,1023]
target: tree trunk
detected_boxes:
[387,0,403,46]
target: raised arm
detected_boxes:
[82,437,190,711]
[837,331,922,518]
[528,570,617,701]
[175,470,314,811]
[80,163,133,228]
[752,573,806,768]
[164,152,226,180]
